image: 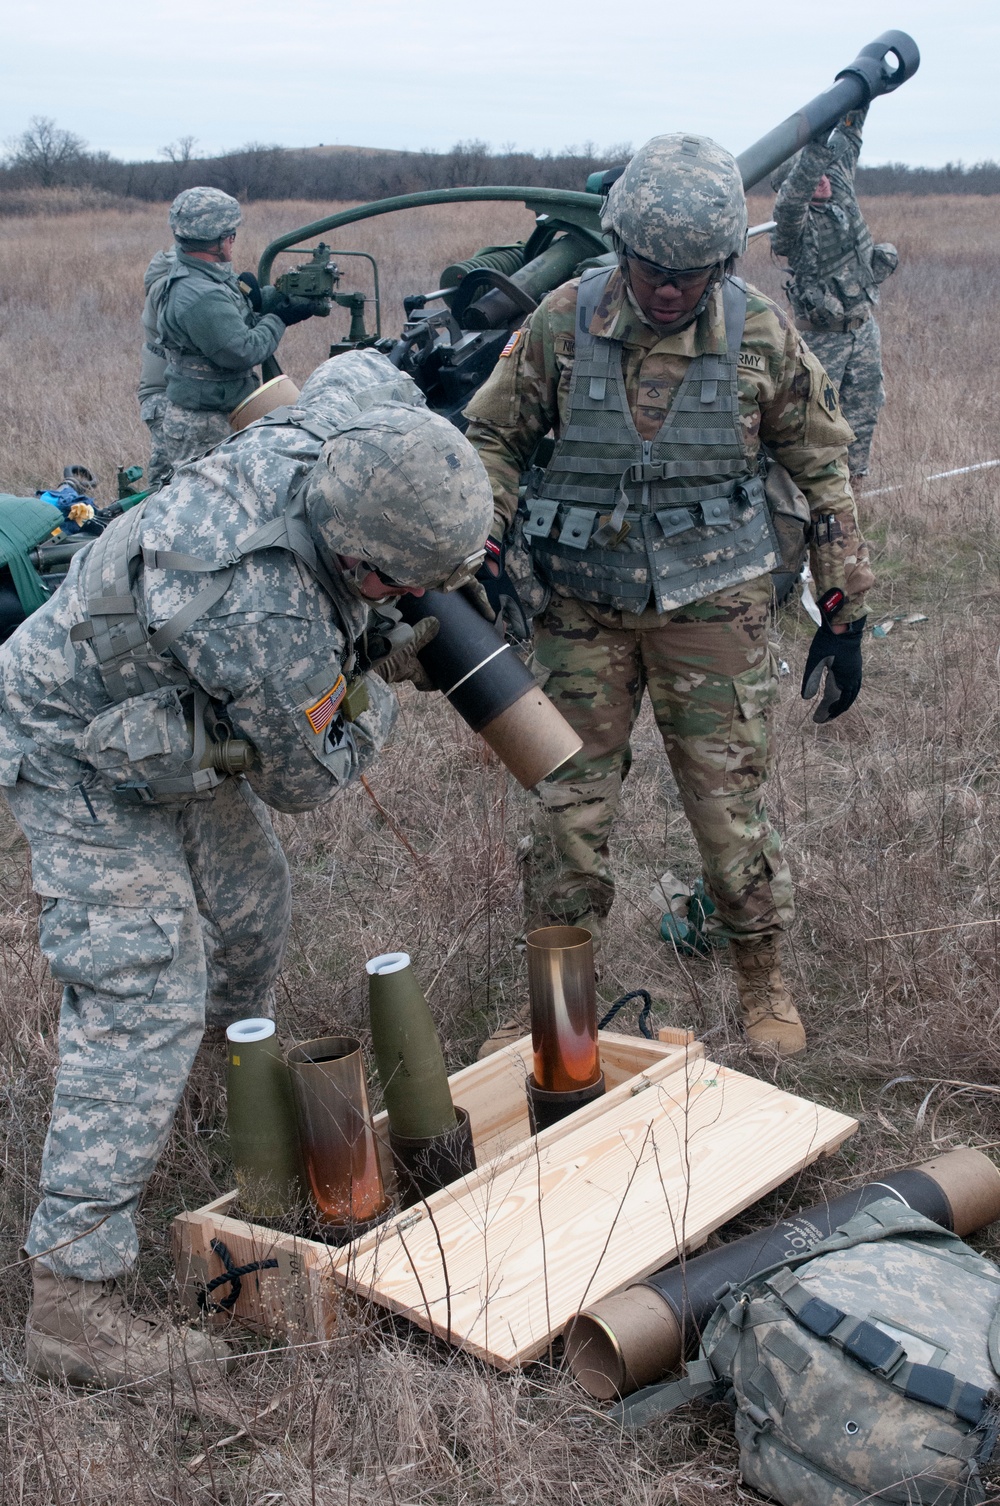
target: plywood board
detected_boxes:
[333,1053,856,1368]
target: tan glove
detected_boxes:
[369,616,439,690]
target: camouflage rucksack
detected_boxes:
[618,1200,1000,1505]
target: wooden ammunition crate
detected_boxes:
[174,1030,856,1368]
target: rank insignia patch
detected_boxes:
[304,674,347,734]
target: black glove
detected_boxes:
[237,270,262,312]
[274,296,320,327]
[801,615,866,723]
[475,537,531,642]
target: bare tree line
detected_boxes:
[3,117,1000,204]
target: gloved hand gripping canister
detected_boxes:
[370,616,439,689]
[801,588,866,723]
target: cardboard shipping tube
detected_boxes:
[563,1149,1000,1400]
[399,590,582,788]
[478,688,583,791]
[229,374,301,431]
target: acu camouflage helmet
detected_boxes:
[169,187,242,243]
[304,406,494,588]
[603,134,748,269]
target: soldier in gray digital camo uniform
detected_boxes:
[137,246,175,489]
[0,350,493,1387]
[154,187,325,483]
[467,135,873,1060]
[770,108,898,483]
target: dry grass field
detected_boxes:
[2,192,1000,1503]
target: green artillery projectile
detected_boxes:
[367,952,457,1140]
[226,1018,302,1217]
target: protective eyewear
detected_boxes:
[624,250,718,290]
[436,546,487,593]
[348,546,487,595]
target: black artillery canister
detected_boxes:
[398,589,581,789]
[563,1149,1000,1400]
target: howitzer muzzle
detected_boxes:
[398,590,582,788]
[736,30,919,191]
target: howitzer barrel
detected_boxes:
[737,29,919,191]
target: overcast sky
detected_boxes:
[2,0,996,168]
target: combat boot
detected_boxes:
[25,1265,232,1389]
[730,935,806,1058]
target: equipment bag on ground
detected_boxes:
[616,1199,1000,1506]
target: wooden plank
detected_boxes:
[334,1055,856,1368]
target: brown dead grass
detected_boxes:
[2,195,1000,1502]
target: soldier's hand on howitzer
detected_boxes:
[801,617,866,723]
[370,616,439,690]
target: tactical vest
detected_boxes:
[68,407,365,802]
[524,269,777,615]
[159,262,258,400]
[785,205,878,331]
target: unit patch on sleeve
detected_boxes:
[304,674,347,734]
[738,351,766,373]
[499,328,525,358]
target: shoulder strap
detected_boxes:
[722,275,748,366]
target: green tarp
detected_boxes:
[0,495,62,615]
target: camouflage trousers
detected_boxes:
[523,578,794,949]
[6,773,291,1281]
[805,316,884,478]
[158,400,232,483]
[139,393,171,491]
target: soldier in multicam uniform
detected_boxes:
[770,108,898,485]
[154,187,326,483]
[466,134,874,1059]
[0,350,492,1387]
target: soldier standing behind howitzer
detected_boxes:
[770,107,898,487]
[141,187,327,487]
[467,134,874,1058]
[0,352,492,1387]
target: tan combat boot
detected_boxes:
[730,935,806,1058]
[26,1265,232,1389]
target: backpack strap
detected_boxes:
[769,1267,996,1429]
[609,1358,720,1432]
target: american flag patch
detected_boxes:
[499,328,524,358]
[304,674,346,734]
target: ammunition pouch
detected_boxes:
[82,685,234,805]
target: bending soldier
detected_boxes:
[466,134,873,1059]
[0,351,492,1387]
[154,187,325,483]
[770,108,898,484]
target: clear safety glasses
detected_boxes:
[624,249,719,290]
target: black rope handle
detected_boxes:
[599,989,655,1039]
[197,1236,279,1313]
